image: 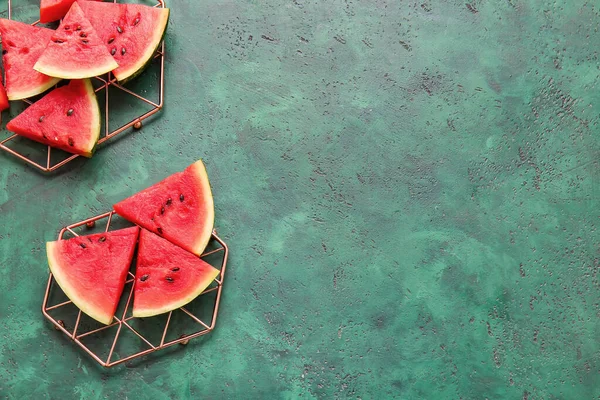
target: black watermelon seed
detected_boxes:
[165,277,174,282]
[53,39,64,44]
[121,47,126,56]
[161,207,165,215]
[180,194,184,202]
[79,32,87,38]
[39,116,44,123]
[117,26,123,34]
[132,17,140,26]
[99,236,106,242]
[68,137,74,146]
[111,47,117,56]
[140,274,149,282]
[1,50,6,55]
[80,243,86,249]
[81,39,89,44]
[108,37,115,44]
[67,109,74,116]
[157,227,163,235]
[64,26,70,30]
[166,198,172,206]
[171,267,180,272]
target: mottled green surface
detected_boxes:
[1,0,599,398]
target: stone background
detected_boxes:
[0,0,598,398]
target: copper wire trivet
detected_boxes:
[42,211,228,367]
[0,0,166,172]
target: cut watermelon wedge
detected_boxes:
[0,19,61,100]
[0,69,8,111]
[6,79,100,158]
[114,160,215,256]
[34,2,119,79]
[133,229,220,318]
[79,1,169,82]
[46,226,140,325]
[40,0,102,23]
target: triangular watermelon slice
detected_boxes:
[133,229,220,318]
[40,0,102,23]
[0,19,61,100]
[78,1,169,82]
[6,79,100,158]
[34,2,119,79]
[114,160,215,256]
[46,226,140,325]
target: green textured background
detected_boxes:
[1,0,599,398]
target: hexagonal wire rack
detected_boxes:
[42,211,229,367]
[0,0,166,172]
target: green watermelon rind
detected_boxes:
[46,241,114,325]
[8,78,61,102]
[72,78,102,158]
[113,8,170,83]
[187,160,216,256]
[83,78,102,158]
[35,61,119,81]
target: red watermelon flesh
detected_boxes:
[0,19,61,100]
[46,226,140,325]
[78,1,169,82]
[34,2,119,79]
[133,229,220,318]
[114,160,215,257]
[0,69,8,111]
[6,79,100,158]
[40,0,102,23]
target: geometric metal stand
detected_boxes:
[42,211,228,367]
[0,0,166,172]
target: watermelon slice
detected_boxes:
[0,69,8,111]
[6,79,100,158]
[78,1,169,82]
[46,226,140,325]
[133,229,220,318]
[0,19,61,100]
[114,160,215,257]
[40,0,102,23]
[34,2,119,79]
